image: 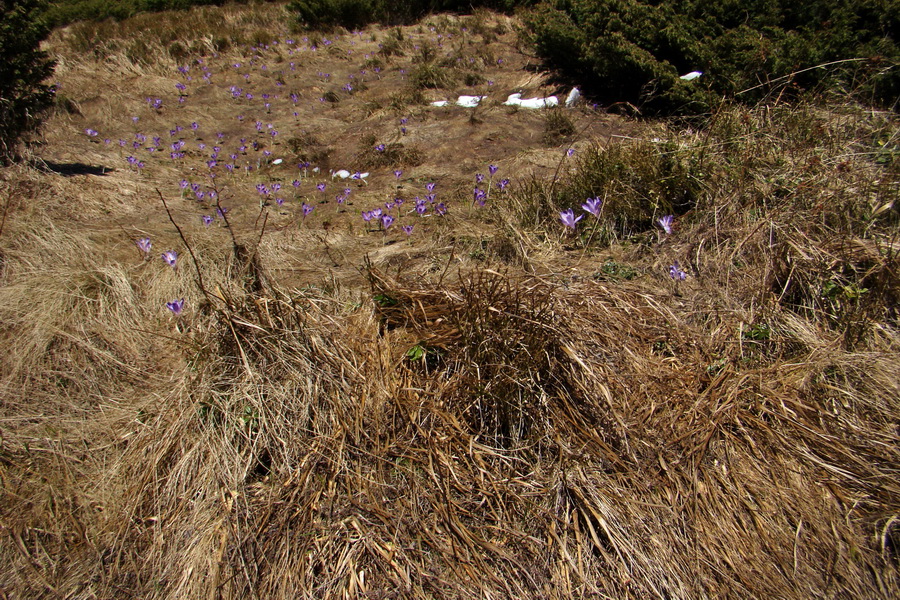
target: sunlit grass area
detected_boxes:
[1,2,898,598]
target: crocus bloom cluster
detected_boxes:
[162,250,178,268]
[560,209,583,229]
[582,197,602,218]
[658,215,674,235]
[669,261,687,280]
[166,298,185,315]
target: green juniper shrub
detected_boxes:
[0,0,56,164]
[523,0,900,115]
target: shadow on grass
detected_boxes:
[40,161,113,176]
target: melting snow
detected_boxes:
[456,95,485,107]
[504,93,558,109]
[565,87,581,107]
[430,95,487,108]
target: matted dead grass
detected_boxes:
[2,234,897,597]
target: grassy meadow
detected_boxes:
[0,2,898,598]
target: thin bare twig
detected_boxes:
[157,188,212,304]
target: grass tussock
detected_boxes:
[4,214,898,597]
[51,2,289,70]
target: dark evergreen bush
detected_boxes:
[523,0,899,115]
[0,0,56,164]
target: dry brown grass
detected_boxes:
[1,4,898,599]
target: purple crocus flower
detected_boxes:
[669,261,687,280]
[401,224,413,236]
[362,211,373,222]
[426,182,435,192]
[375,143,385,152]
[136,237,151,254]
[166,298,185,315]
[162,250,178,268]
[316,182,326,192]
[394,169,403,179]
[496,178,510,191]
[381,214,394,229]
[475,173,484,184]
[302,203,314,217]
[560,209,583,229]
[488,164,498,176]
[201,215,213,226]
[85,128,98,137]
[582,197,602,218]
[473,188,486,206]
[658,215,674,235]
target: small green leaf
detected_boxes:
[406,344,426,361]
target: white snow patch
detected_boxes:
[456,95,486,107]
[504,93,559,109]
[679,71,703,81]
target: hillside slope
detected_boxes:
[0,3,898,598]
